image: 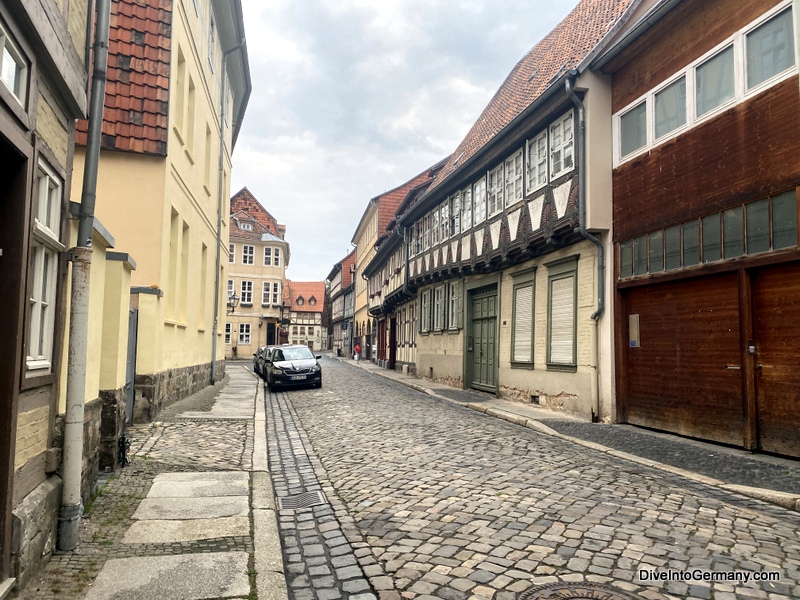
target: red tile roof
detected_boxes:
[231,188,286,239]
[76,0,171,156]
[285,280,326,313]
[430,0,636,192]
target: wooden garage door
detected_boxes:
[753,263,800,457]
[623,273,744,446]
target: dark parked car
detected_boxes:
[253,346,276,379]
[265,344,322,390]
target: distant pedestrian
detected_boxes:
[354,343,361,361]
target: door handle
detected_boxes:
[724,365,740,370]
[756,363,763,370]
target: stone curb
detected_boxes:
[335,355,800,514]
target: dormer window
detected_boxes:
[296,297,304,306]
[309,297,316,306]
[241,222,252,231]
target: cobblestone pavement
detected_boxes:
[16,373,257,600]
[272,356,800,600]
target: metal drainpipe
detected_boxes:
[59,0,111,551]
[211,44,242,383]
[565,71,606,423]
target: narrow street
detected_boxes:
[268,357,800,600]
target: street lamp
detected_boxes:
[227,292,239,315]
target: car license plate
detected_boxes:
[290,375,307,381]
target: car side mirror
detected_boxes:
[315,355,322,359]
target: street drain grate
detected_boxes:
[518,582,643,600]
[276,491,328,510]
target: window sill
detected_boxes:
[511,361,534,370]
[240,302,253,308]
[546,362,577,373]
[164,318,188,328]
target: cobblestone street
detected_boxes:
[271,357,800,600]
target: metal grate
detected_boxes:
[517,582,642,600]
[276,490,327,510]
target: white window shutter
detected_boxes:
[513,285,533,362]
[550,275,575,364]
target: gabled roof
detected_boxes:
[230,187,286,239]
[229,210,288,242]
[327,249,357,287]
[428,0,638,194]
[284,280,326,313]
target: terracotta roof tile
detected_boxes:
[429,0,635,193]
[76,0,171,157]
[285,280,326,313]
[230,188,286,238]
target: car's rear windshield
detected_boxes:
[273,347,314,361]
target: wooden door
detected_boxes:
[470,291,497,391]
[753,262,800,457]
[389,317,396,370]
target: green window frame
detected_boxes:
[546,257,578,372]
[511,268,536,368]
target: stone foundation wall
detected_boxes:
[51,397,101,507]
[11,476,61,591]
[133,359,225,424]
[99,387,126,472]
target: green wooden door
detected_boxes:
[470,289,497,390]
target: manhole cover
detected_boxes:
[276,490,327,510]
[518,582,643,600]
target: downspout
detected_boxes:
[566,70,605,423]
[211,44,242,384]
[59,0,111,551]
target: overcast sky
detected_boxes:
[232,0,580,282]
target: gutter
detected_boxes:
[566,70,605,423]
[59,0,111,551]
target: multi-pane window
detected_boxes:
[432,208,440,246]
[27,161,64,373]
[272,282,280,305]
[227,279,234,299]
[423,213,431,250]
[449,193,461,235]
[240,280,253,304]
[240,222,252,231]
[512,274,535,365]
[239,323,251,344]
[242,245,254,264]
[473,178,487,224]
[229,243,235,263]
[0,21,29,106]
[415,220,423,255]
[274,248,281,266]
[420,289,431,333]
[262,282,270,305]
[615,5,796,164]
[447,280,461,330]
[487,164,504,215]
[549,113,574,179]
[618,190,797,278]
[433,285,444,331]
[526,131,548,193]
[504,150,523,207]
[547,259,577,370]
[264,247,272,265]
[440,202,450,240]
[461,186,473,232]
[225,323,231,344]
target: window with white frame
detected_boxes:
[432,207,440,246]
[264,247,272,265]
[240,280,253,304]
[511,271,535,366]
[615,4,796,164]
[473,178,487,224]
[414,220,423,255]
[272,282,280,305]
[242,245,254,264]
[240,222,252,231]
[487,164,504,216]
[227,279,234,298]
[440,202,450,240]
[447,280,461,330]
[504,149,524,207]
[208,14,216,72]
[238,323,251,344]
[423,213,431,250]
[461,185,473,232]
[27,161,64,373]
[228,243,235,263]
[274,248,281,266]
[433,285,444,331]
[262,282,270,305]
[225,323,231,344]
[419,289,431,333]
[449,193,460,235]
[0,21,29,106]
[549,112,574,180]
[526,131,548,193]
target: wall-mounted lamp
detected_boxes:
[227,292,239,315]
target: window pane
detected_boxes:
[648,230,663,273]
[682,220,700,266]
[702,214,721,263]
[771,191,797,249]
[696,45,735,117]
[746,199,770,253]
[633,235,647,275]
[655,76,686,139]
[665,225,681,270]
[747,9,795,89]
[723,207,744,258]
[620,103,646,157]
[619,240,633,278]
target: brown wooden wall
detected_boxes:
[605,0,782,112]
[613,80,800,240]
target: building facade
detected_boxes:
[71,0,250,422]
[596,0,800,456]
[284,281,327,350]
[225,188,289,358]
[327,250,356,357]
[0,0,92,590]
